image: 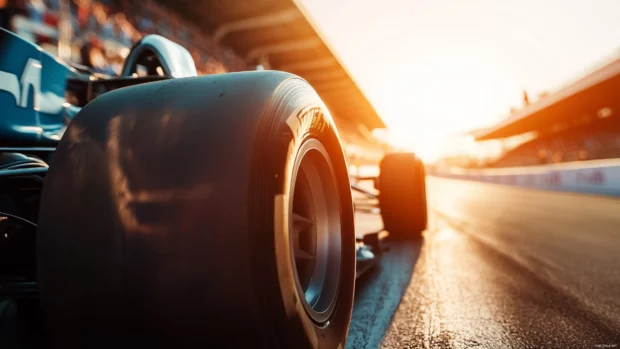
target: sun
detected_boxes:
[387,130,447,163]
[373,56,520,163]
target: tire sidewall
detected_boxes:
[249,83,355,348]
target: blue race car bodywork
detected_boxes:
[0,28,77,147]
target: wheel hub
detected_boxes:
[290,139,342,324]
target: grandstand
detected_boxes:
[473,53,620,168]
[1,0,388,166]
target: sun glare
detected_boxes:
[375,56,520,162]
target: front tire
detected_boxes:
[37,72,355,348]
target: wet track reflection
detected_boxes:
[348,177,620,349]
[347,239,422,349]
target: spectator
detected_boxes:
[88,2,112,38]
[45,0,59,12]
[112,12,133,46]
[80,33,115,75]
[26,0,46,22]
[107,51,123,75]
[74,0,90,31]
[0,0,26,31]
[136,14,153,33]
[42,5,58,26]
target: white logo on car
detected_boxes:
[0,58,64,114]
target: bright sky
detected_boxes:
[300,0,620,161]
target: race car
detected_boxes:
[0,28,427,348]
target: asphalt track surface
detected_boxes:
[348,176,620,349]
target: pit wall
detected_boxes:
[430,158,620,197]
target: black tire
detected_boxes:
[37,72,356,348]
[378,153,428,239]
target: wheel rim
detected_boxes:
[290,139,342,324]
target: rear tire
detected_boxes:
[37,72,355,348]
[378,153,427,239]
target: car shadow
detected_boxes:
[346,238,423,349]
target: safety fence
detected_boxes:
[430,159,620,196]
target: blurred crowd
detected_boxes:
[437,114,620,169]
[492,122,620,168]
[0,0,248,75]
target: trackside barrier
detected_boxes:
[430,159,620,197]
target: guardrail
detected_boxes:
[430,159,620,196]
